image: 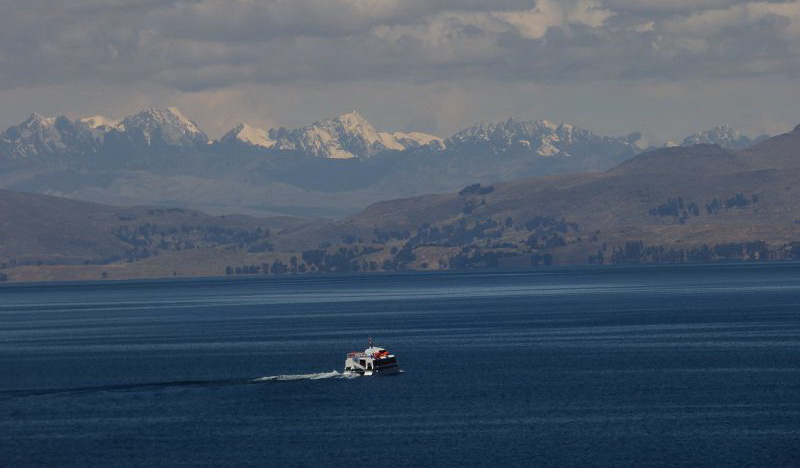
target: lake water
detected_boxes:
[1,264,800,467]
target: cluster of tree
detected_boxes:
[224,258,305,276]
[372,229,411,243]
[384,215,580,270]
[525,233,566,249]
[112,223,271,256]
[301,246,384,273]
[224,244,397,276]
[706,193,759,214]
[523,216,578,233]
[123,246,160,263]
[520,216,577,249]
[648,194,760,222]
[459,183,495,196]
[649,197,700,219]
[448,246,513,269]
[611,240,772,264]
[408,219,503,248]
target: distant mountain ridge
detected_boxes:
[681,124,769,150]
[0,107,774,218]
[0,108,446,161]
[1,107,768,162]
[269,111,444,159]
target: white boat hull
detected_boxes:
[344,340,401,376]
[344,366,400,377]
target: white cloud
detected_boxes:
[493,0,613,39]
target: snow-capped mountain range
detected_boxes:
[681,124,769,150]
[0,108,446,160]
[0,106,768,163]
[110,107,209,150]
[0,107,210,159]
[0,113,99,159]
[0,106,780,219]
[229,111,444,158]
[445,118,650,158]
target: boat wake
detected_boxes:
[251,370,359,382]
[1,371,358,400]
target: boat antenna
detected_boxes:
[368,336,374,348]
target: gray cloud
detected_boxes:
[0,0,799,139]
[2,0,798,90]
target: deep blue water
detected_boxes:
[2,264,800,467]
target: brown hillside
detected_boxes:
[270,125,800,268]
[0,190,303,266]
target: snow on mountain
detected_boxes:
[0,113,98,159]
[275,111,444,159]
[446,118,636,158]
[1,108,447,161]
[449,118,561,154]
[111,107,210,149]
[220,123,276,148]
[0,107,213,160]
[382,132,445,150]
[276,111,385,159]
[681,125,768,150]
[166,107,201,135]
[0,108,643,170]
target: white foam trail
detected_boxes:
[251,370,358,382]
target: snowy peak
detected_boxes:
[120,107,202,134]
[381,132,445,151]
[335,111,375,135]
[166,107,202,135]
[0,113,99,159]
[278,111,444,159]
[220,123,276,148]
[450,118,560,146]
[2,108,446,160]
[0,107,211,160]
[284,111,383,159]
[444,117,643,161]
[114,107,209,149]
[681,125,768,150]
[1,108,641,165]
[449,118,589,156]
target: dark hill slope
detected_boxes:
[0,190,302,266]
[270,125,800,268]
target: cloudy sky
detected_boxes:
[1,0,799,141]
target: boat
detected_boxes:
[343,338,401,376]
